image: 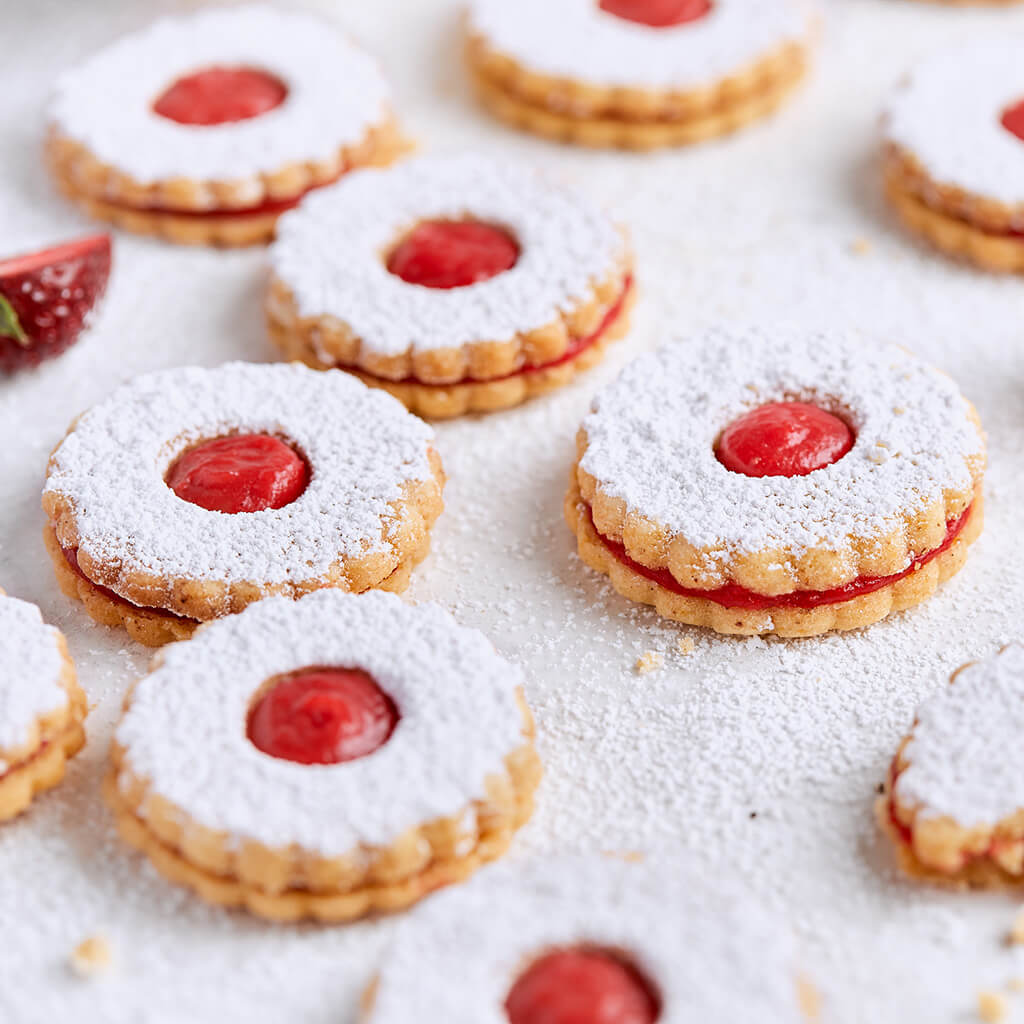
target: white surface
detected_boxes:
[3,1,1024,1022]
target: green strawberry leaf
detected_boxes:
[0,293,29,347]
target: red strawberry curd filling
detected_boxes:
[341,275,633,387]
[387,220,520,289]
[505,948,660,1024]
[599,0,712,28]
[247,667,399,764]
[153,67,288,126]
[1001,98,1024,145]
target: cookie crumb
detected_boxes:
[850,237,872,255]
[676,636,696,656]
[977,991,1007,1023]
[1009,911,1024,946]
[69,935,112,978]
[1008,978,1024,993]
[635,651,664,675]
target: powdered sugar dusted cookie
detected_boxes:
[566,326,985,637]
[47,5,410,246]
[267,154,633,418]
[0,593,87,822]
[883,39,1024,271]
[363,855,817,1022]
[464,0,815,149]
[42,362,445,647]
[105,590,541,922]
[880,645,1024,887]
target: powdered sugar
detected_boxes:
[467,0,813,90]
[49,5,391,184]
[579,327,984,560]
[115,590,528,854]
[271,154,626,355]
[43,362,435,594]
[894,646,1024,829]
[884,38,1024,209]
[369,854,804,1023]
[0,595,67,760]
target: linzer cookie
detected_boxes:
[880,645,1024,888]
[566,327,985,637]
[0,593,87,822]
[105,590,541,922]
[47,5,409,246]
[267,154,633,418]
[884,40,1024,271]
[42,362,444,647]
[464,0,815,150]
[362,855,818,1022]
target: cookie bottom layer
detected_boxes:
[885,174,1024,273]
[469,60,806,150]
[44,523,431,648]
[0,678,87,822]
[565,479,984,637]
[271,286,634,419]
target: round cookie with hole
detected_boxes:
[464,0,816,150]
[566,327,985,637]
[267,154,634,419]
[883,38,1024,272]
[42,362,445,647]
[47,5,410,247]
[105,590,541,923]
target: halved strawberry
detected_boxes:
[0,233,112,374]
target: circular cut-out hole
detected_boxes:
[165,434,310,514]
[386,219,520,290]
[598,0,712,28]
[247,667,399,765]
[153,66,288,126]
[715,401,855,478]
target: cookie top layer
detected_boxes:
[894,645,1024,829]
[49,4,390,183]
[114,591,528,854]
[368,855,805,1023]
[579,326,983,560]
[885,38,1024,206]
[466,0,813,91]
[43,362,435,591]
[271,154,626,354]
[0,596,68,764]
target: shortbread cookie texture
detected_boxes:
[464,0,814,150]
[47,5,409,247]
[0,593,87,822]
[363,855,817,1022]
[884,39,1024,271]
[567,327,985,637]
[106,590,541,922]
[267,155,633,418]
[880,646,1024,888]
[43,362,444,647]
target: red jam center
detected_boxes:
[153,67,288,126]
[247,668,399,765]
[506,949,660,1024]
[599,0,711,28]
[386,220,520,290]
[716,402,855,478]
[1001,99,1024,144]
[166,434,309,514]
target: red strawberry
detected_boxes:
[0,233,112,373]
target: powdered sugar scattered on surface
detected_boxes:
[884,38,1024,208]
[272,154,625,353]
[49,4,391,183]
[5,1,1024,1022]
[0,595,66,758]
[895,645,1024,829]
[43,361,435,592]
[369,855,803,1023]
[467,0,814,90]
[117,590,526,853]
[580,327,983,558]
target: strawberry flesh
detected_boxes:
[0,233,112,373]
